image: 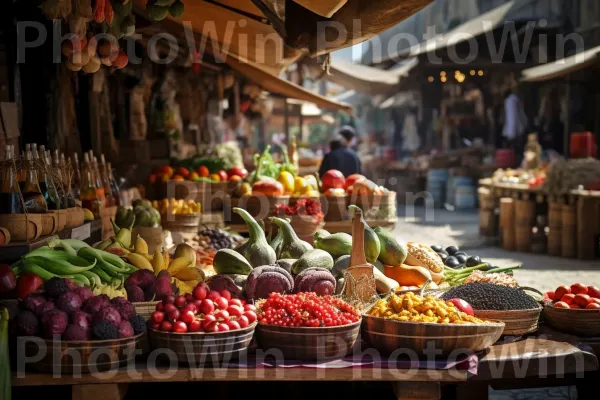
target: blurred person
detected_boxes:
[319,133,361,178]
[538,87,564,154]
[502,88,528,152]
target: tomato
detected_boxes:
[554,301,570,309]
[174,295,187,308]
[446,298,474,316]
[554,285,571,300]
[176,167,190,179]
[193,284,208,300]
[216,170,228,182]
[199,299,215,315]
[543,291,555,302]
[0,264,17,295]
[172,321,188,333]
[237,315,250,328]
[244,311,257,324]
[16,274,43,299]
[560,294,576,305]
[229,298,243,307]
[227,167,248,179]
[219,290,231,301]
[197,165,210,177]
[587,286,600,299]
[189,319,203,332]
[586,303,600,309]
[226,320,241,331]
[570,283,588,295]
[180,310,195,324]
[151,311,165,324]
[227,305,244,318]
[321,170,345,192]
[570,304,581,309]
[160,321,173,332]
[217,323,230,332]
[215,297,228,310]
[590,297,600,305]
[160,166,174,178]
[345,174,365,190]
[574,294,591,307]
[215,310,230,321]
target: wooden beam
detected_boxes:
[284,98,290,143]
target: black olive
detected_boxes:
[437,252,449,261]
[455,254,468,264]
[445,246,459,255]
[431,245,443,252]
[481,262,493,271]
[445,256,460,268]
[454,251,468,257]
[438,249,449,257]
[466,256,482,267]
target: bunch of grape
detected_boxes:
[199,228,234,250]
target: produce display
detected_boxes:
[543,158,600,194]
[12,277,146,340]
[273,199,324,223]
[149,158,247,184]
[148,283,257,333]
[368,292,487,324]
[191,228,243,251]
[544,283,600,310]
[152,198,201,215]
[256,292,360,327]
[440,283,539,311]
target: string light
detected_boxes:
[470,70,476,76]
[478,70,484,76]
[428,76,434,82]
[441,76,447,83]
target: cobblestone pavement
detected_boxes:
[394,206,600,292]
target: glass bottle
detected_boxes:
[0,145,25,214]
[37,145,60,210]
[107,161,120,207]
[99,154,113,208]
[53,150,69,209]
[92,156,106,209]
[81,153,99,216]
[71,153,82,206]
[60,153,76,208]
[19,147,48,213]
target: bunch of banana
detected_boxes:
[166,243,204,294]
[94,218,135,252]
[153,198,201,215]
[93,278,128,299]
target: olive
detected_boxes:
[438,249,449,257]
[445,246,459,255]
[437,252,449,261]
[445,256,461,268]
[454,251,468,257]
[466,256,482,267]
[481,262,493,271]
[455,254,468,264]
[431,245,443,252]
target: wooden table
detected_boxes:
[12,330,599,400]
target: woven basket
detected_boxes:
[162,213,201,234]
[543,303,600,337]
[133,301,160,320]
[474,307,542,336]
[225,195,290,225]
[290,215,325,243]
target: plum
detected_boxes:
[41,309,68,337]
[63,324,90,341]
[57,292,82,315]
[16,310,39,336]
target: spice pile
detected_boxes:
[273,199,324,223]
[463,271,518,287]
[368,292,486,324]
[441,283,539,310]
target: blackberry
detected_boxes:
[441,283,539,310]
[129,315,147,335]
[44,277,71,299]
[92,321,120,340]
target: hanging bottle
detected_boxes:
[91,156,106,209]
[107,161,120,207]
[81,153,99,216]
[60,153,76,208]
[71,153,82,206]
[0,145,25,214]
[99,154,113,208]
[53,150,69,209]
[19,146,48,213]
[37,145,60,210]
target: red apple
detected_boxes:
[446,298,474,316]
[199,299,215,315]
[321,170,345,192]
[345,174,365,190]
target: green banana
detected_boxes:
[91,266,113,283]
[71,274,90,287]
[47,239,78,257]
[24,256,97,275]
[79,270,102,287]
[21,261,73,280]
[60,239,91,251]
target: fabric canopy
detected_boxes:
[521,45,600,82]
[292,0,347,18]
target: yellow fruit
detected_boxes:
[168,257,193,276]
[83,208,94,221]
[163,249,171,267]
[293,177,309,194]
[172,278,193,294]
[134,235,149,255]
[173,266,204,281]
[278,171,295,194]
[237,182,252,196]
[125,253,153,271]
[152,249,165,275]
[304,175,318,189]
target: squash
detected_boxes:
[269,217,312,259]
[373,266,400,294]
[252,180,284,196]
[384,264,432,287]
[233,208,276,268]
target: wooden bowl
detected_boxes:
[474,307,542,336]
[0,214,42,242]
[254,320,361,361]
[362,315,504,356]
[65,207,84,229]
[148,323,256,364]
[41,212,59,236]
[20,333,143,374]
[543,303,600,337]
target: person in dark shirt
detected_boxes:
[319,128,362,178]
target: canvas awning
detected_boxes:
[292,0,348,18]
[521,45,600,82]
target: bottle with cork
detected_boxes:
[81,153,99,216]
[0,145,25,214]
[18,145,48,213]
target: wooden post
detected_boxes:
[284,98,290,144]
[233,79,241,127]
[345,208,376,302]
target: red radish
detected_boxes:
[215,297,228,310]
[164,303,177,314]
[244,311,257,323]
[184,303,198,314]
[167,309,180,322]
[172,321,188,333]
[174,295,187,308]
[207,290,221,301]
[237,315,249,328]
[217,323,230,332]
[446,298,474,316]
[229,299,243,307]
[189,319,202,332]
[151,311,164,324]
[554,285,570,301]
[204,321,218,332]
[202,314,216,328]
[321,170,345,192]
[227,305,243,318]
[570,283,587,295]
[185,294,194,303]
[151,323,160,330]
[243,304,256,312]
[160,321,173,332]
[163,295,175,305]
[199,299,215,315]
[215,310,230,321]
[226,320,240,330]
[587,286,600,299]
[155,302,164,312]
[219,290,231,300]
[193,285,208,300]
[180,310,195,324]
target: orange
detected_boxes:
[171,174,185,182]
[197,166,210,177]
[210,173,221,182]
[176,167,190,179]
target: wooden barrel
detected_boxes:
[547,202,562,257]
[162,213,201,234]
[478,187,495,211]
[577,196,600,260]
[514,200,536,227]
[499,198,515,250]
[561,204,577,258]
[515,226,532,252]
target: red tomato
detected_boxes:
[197,165,210,178]
[244,311,257,323]
[217,323,230,332]
[237,315,250,328]
[16,273,43,299]
[570,283,588,295]
[215,310,230,321]
[180,310,195,324]
[176,167,190,179]
[207,290,221,301]
[344,174,365,190]
[193,284,208,300]
[219,290,231,301]
[554,285,571,301]
[217,170,228,182]
[446,298,474,316]
[570,304,581,309]
[560,294,576,305]
[591,298,600,305]
[587,286,600,299]
[554,301,570,309]
[215,297,228,310]
[543,291,555,302]
[189,319,203,332]
[199,299,215,315]
[226,320,241,331]
[227,305,244,318]
[586,303,600,309]
[321,170,346,192]
[574,294,591,307]
[227,167,248,179]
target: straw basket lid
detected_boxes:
[543,302,600,337]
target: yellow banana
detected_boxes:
[152,249,165,275]
[163,250,171,270]
[126,253,154,271]
[183,279,200,289]
[168,257,193,276]
[172,278,193,294]
[173,266,204,281]
[134,235,149,255]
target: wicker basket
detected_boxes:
[0,213,42,242]
[543,303,600,337]
[19,333,143,374]
[148,323,256,364]
[348,191,397,220]
[322,195,349,221]
[161,213,201,234]
[474,307,542,336]
[133,301,160,320]
[225,195,290,225]
[290,215,325,243]
[254,320,361,361]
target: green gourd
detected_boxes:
[213,249,253,275]
[374,226,408,267]
[291,249,334,275]
[269,217,313,259]
[314,232,353,258]
[233,208,276,268]
[347,205,381,263]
